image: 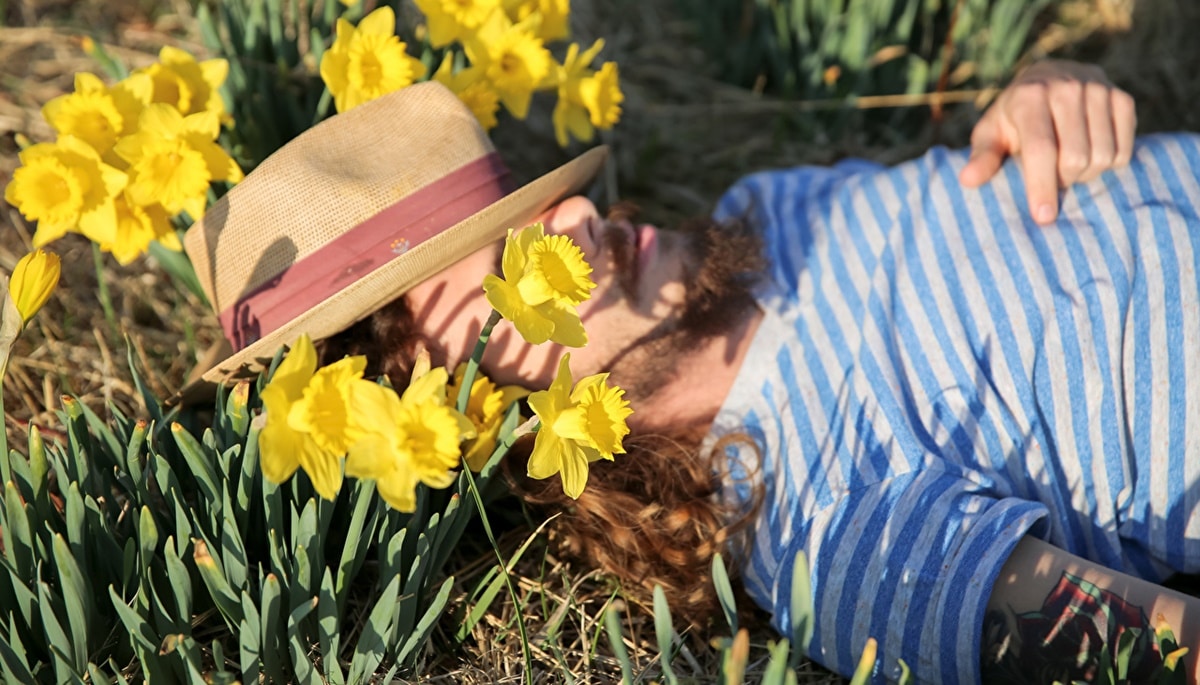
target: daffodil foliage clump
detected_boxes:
[0,221,634,683]
[201,0,622,172]
[0,348,518,683]
[322,1,623,146]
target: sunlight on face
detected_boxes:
[403,195,690,390]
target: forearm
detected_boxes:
[984,536,1198,683]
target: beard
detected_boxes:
[596,203,766,408]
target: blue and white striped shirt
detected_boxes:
[711,134,1200,684]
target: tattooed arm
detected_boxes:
[983,537,1200,684]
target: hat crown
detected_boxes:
[186,82,496,317]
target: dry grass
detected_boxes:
[2,0,1199,682]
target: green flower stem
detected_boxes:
[92,243,118,336]
[457,308,532,681]
[456,309,502,415]
[0,377,9,485]
[461,446,535,685]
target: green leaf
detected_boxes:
[395,576,454,667]
[712,552,739,633]
[138,506,159,568]
[219,487,249,591]
[63,482,86,565]
[721,628,750,684]
[3,482,34,581]
[0,634,34,685]
[193,537,243,627]
[36,579,76,674]
[848,638,877,685]
[653,585,679,685]
[789,549,814,664]
[123,419,149,495]
[26,425,47,508]
[286,596,320,685]
[260,573,286,683]
[170,423,221,504]
[51,534,91,668]
[125,342,166,426]
[335,479,379,612]
[317,568,345,685]
[3,573,37,641]
[235,423,260,531]
[454,515,552,641]
[604,605,634,685]
[347,573,401,683]
[293,497,319,593]
[762,638,792,685]
[163,537,193,624]
[239,590,262,681]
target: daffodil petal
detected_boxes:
[258,420,303,484]
[357,6,396,36]
[540,300,587,347]
[376,465,420,512]
[345,431,394,479]
[296,439,343,500]
[558,444,589,499]
[402,366,450,405]
[527,430,563,480]
[271,334,319,398]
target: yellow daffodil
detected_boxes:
[8,249,61,327]
[320,7,428,113]
[42,73,124,158]
[580,61,623,130]
[415,0,502,47]
[103,191,179,265]
[527,354,632,498]
[346,367,474,512]
[503,0,570,41]
[138,46,229,119]
[465,12,553,119]
[433,56,501,130]
[551,39,605,146]
[448,363,530,470]
[4,136,126,247]
[483,222,593,346]
[114,104,243,219]
[259,335,369,500]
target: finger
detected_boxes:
[1008,86,1062,224]
[960,146,1007,188]
[1046,80,1090,187]
[1111,89,1137,167]
[961,111,1006,187]
[1079,82,1117,183]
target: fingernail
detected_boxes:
[1036,204,1056,224]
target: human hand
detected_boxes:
[958,59,1137,225]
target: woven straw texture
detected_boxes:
[183,82,607,383]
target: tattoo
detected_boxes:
[981,571,1188,684]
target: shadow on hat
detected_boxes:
[176,81,607,404]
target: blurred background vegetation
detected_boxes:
[1,0,1198,681]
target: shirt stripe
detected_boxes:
[712,134,1200,684]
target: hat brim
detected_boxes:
[177,145,608,403]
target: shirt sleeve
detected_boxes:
[755,470,1047,684]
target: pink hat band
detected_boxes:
[217,152,513,351]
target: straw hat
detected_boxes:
[183,81,607,395]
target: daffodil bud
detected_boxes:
[10,249,61,326]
